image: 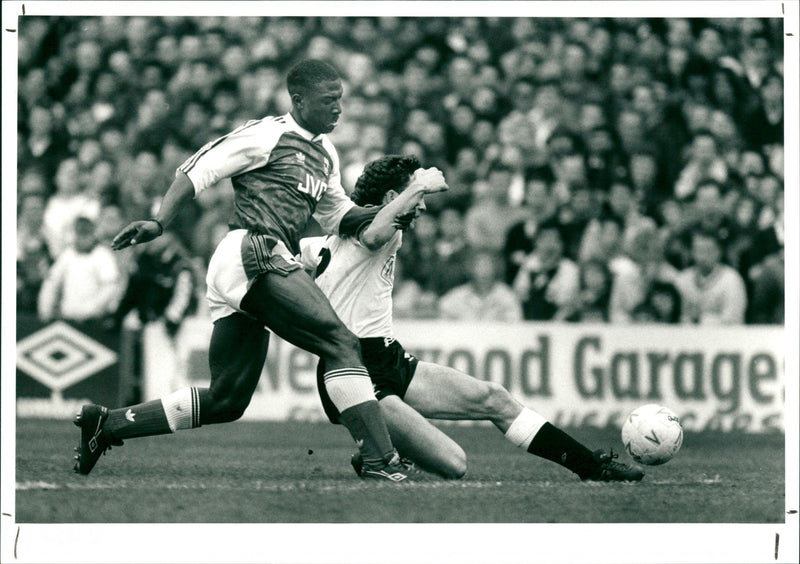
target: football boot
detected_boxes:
[73,404,123,475]
[582,449,644,482]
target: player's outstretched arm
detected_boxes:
[359,168,448,250]
[111,172,196,250]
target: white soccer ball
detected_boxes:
[621,404,683,465]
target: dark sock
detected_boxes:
[339,400,395,469]
[104,399,172,440]
[527,423,599,478]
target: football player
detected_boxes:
[300,155,644,482]
[73,60,445,482]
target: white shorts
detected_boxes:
[205,229,300,322]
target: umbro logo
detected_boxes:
[125,409,136,422]
[362,469,408,481]
[16,321,117,393]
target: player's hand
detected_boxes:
[393,210,416,231]
[111,220,162,250]
[411,167,448,194]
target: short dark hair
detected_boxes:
[286,59,340,96]
[351,155,421,206]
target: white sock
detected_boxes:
[161,387,200,432]
[323,367,376,412]
[504,407,548,449]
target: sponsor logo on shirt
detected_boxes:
[297,173,328,201]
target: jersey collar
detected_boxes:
[284,112,324,142]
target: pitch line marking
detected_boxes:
[17,476,723,492]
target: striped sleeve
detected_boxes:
[177,117,285,195]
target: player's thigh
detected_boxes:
[404,361,521,421]
[379,395,466,479]
[207,312,270,402]
[240,270,358,365]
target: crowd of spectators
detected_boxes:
[16,16,785,328]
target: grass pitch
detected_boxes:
[14,418,784,523]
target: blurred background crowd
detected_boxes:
[16,16,785,332]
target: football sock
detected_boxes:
[162,387,202,430]
[104,387,202,440]
[339,401,396,469]
[504,407,547,449]
[526,422,599,479]
[324,368,396,469]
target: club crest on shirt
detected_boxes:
[380,256,395,284]
[322,158,330,176]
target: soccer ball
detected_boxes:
[621,404,683,465]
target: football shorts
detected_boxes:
[317,337,419,424]
[206,229,301,322]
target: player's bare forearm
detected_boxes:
[359,185,427,249]
[360,168,448,250]
[111,173,196,250]
[155,172,196,227]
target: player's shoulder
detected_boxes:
[249,115,291,133]
[224,115,291,144]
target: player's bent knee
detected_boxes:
[203,392,251,424]
[439,447,467,479]
[319,325,362,365]
[422,436,467,479]
[449,450,468,479]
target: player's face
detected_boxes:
[294,80,343,134]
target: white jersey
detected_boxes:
[300,232,402,338]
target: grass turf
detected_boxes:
[14,418,785,523]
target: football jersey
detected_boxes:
[302,232,402,339]
[178,113,354,255]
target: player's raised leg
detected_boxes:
[240,269,403,478]
[404,362,644,482]
[73,312,269,475]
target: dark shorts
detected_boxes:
[317,337,419,424]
